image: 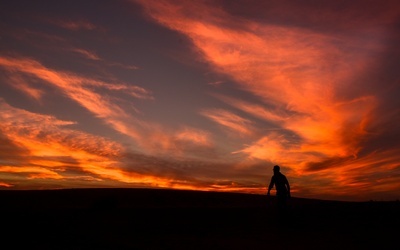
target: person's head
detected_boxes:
[273,165,280,174]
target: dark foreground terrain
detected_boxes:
[1,188,398,249]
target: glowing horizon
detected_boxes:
[0,0,399,201]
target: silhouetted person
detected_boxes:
[267,165,290,212]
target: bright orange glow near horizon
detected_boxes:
[0,0,399,201]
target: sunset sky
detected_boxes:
[1,0,399,201]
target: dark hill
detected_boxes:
[1,188,398,249]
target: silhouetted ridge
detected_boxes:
[1,188,398,249]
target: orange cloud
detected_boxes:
[0,100,222,191]
[0,55,217,161]
[135,0,382,163]
[212,94,287,123]
[0,101,148,185]
[201,109,254,136]
[6,75,44,101]
[130,124,215,159]
[0,182,13,188]
[0,166,63,179]
[234,133,303,165]
[175,127,212,146]
[134,0,399,199]
[0,56,151,140]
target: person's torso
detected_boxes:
[274,173,287,193]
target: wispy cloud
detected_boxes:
[108,62,139,70]
[0,182,13,188]
[174,127,212,147]
[55,20,97,31]
[0,55,219,161]
[211,94,288,123]
[201,109,254,136]
[0,100,216,190]
[69,48,140,70]
[134,0,400,199]
[0,166,64,180]
[0,56,151,140]
[0,99,264,192]
[6,75,44,101]
[70,48,101,60]
[134,0,384,162]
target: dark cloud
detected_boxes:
[304,156,354,172]
[221,0,400,32]
[121,150,270,189]
[0,132,29,162]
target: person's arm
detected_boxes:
[267,176,275,195]
[285,177,291,198]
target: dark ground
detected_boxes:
[1,188,399,249]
